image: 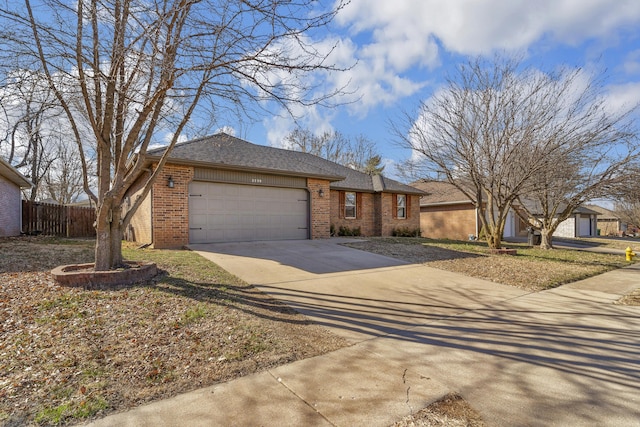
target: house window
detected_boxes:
[345,191,356,218]
[396,194,406,219]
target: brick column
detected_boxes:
[308,178,331,239]
[152,164,194,248]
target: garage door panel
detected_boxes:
[579,217,591,236]
[189,182,309,243]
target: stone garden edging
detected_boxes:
[51,261,157,288]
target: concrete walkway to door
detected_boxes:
[88,239,640,427]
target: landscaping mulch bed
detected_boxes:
[0,237,347,426]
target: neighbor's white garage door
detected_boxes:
[578,216,592,237]
[188,181,309,243]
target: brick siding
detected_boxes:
[308,178,331,239]
[330,191,421,237]
[379,193,421,236]
[329,190,377,236]
[152,164,194,249]
[597,218,620,236]
[420,203,477,240]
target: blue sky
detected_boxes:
[223,0,640,181]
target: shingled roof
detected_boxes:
[584,204,619,220]
[148,133,423,194]
[410,180,473,205]
[517,199,600,216]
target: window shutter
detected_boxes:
[406,195,411,218]
[392,194,398,219]
[356,193,362,219]
[339,191,345,219]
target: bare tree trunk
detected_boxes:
[485,230,502,249]
[94,197,126,270]
[539,228,554,250]
[94,206,112,271]
[110,205,124,267]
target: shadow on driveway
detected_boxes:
[189,239,409,275]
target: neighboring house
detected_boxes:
[412,180,480,240]
[128,133,423,248]
[584,204,624,236]
[515,200,599,238]
[411,180,526,240]
[0,157,33,237]
[412,180,598,240]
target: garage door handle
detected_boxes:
[190,194,202,197]
[298,227,308,230]
[190,228,202,230]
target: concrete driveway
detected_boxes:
[188,239,640,426]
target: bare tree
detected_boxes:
[612,168,640,233]
[43,140,89,204]
[1,0,346,270]
[283,127,383,173]
[516,129,637,249]
[0,69,63,201]
[394,56,636,249]
[615,199,640,233]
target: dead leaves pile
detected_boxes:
[0,238,346,425]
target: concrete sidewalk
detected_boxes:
[85,240,640,427]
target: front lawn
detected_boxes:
[0,237,346,426]
[344,237,632,291]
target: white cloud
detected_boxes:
[337,0,640,56]
[327,0,640,114]
[162,132,189,145]
[264,104,335,148]
[604,81,640,114]
[622,50,640,75]
[215,126,236,136]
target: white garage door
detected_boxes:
[578,216,592,236]
[189,181,309,243]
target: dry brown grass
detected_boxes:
[616,288,640,306]
[391,393,486,427]
[0,237,347,426]
[344,237,630,291]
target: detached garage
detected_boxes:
[554,207,599,238]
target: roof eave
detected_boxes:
[420,200,474,207]
[0,157,33,188]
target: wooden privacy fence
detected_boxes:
[22,200,96,238]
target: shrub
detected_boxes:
[338,225,361,236]
[391,227,421,237]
